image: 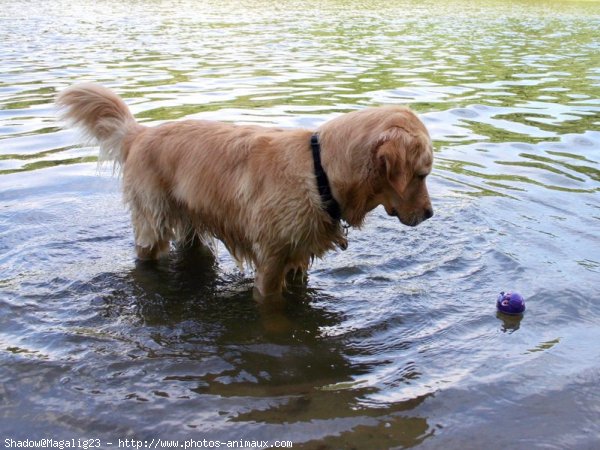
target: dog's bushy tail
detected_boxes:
[56,83,141,166]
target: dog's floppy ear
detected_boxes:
[373,127,407,181]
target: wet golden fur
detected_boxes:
[57,83,433,298]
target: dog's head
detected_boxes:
[371,117,434,226]
[319,106,433,227]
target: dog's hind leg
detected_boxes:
[135,240,170,260]
[128,193,173,261]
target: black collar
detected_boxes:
[310,134,342,223]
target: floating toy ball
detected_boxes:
[497,291,525,315]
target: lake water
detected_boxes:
[1,0,599,448]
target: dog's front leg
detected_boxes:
[253,258,286,301]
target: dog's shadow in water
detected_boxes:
[107,243,336,339]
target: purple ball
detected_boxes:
[497,291,525,315]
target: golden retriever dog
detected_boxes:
[57,84,433,299]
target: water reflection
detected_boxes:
[496,312,523,333]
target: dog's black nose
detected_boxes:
[424,208,434,219]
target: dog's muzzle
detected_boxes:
[388,207,434,226]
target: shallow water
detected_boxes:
[1,0,599,448]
